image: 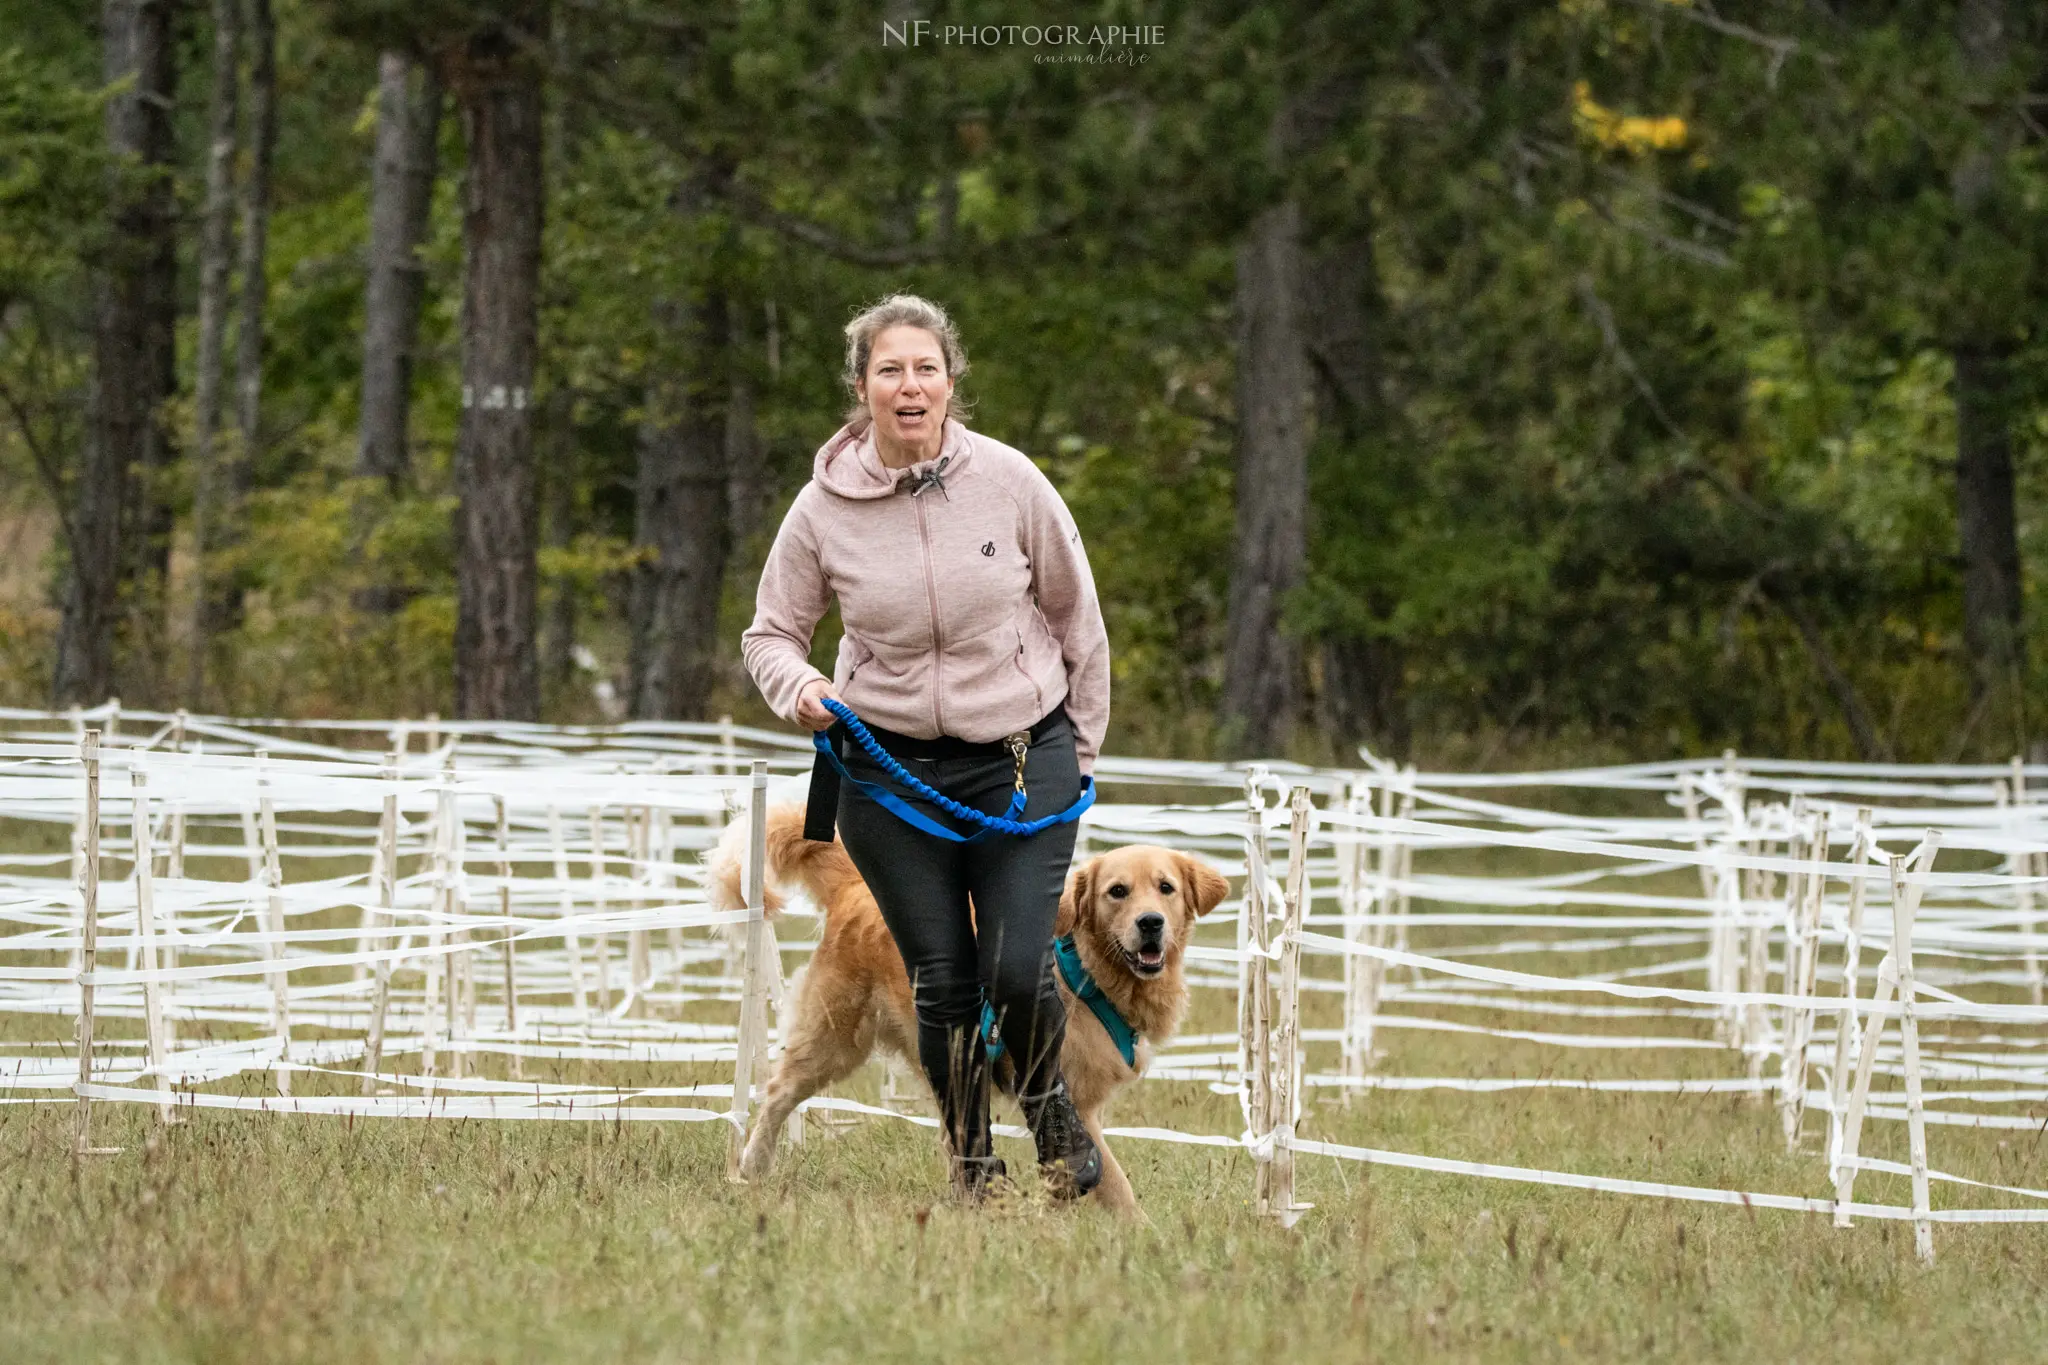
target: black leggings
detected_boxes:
[834,707,1082,1116]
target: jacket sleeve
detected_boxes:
[1020,467,1111,774]
[740,488,833,726]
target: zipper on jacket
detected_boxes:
[913,493,946,735]
[1013,626,1044,713]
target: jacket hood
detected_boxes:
[812,417,974,500]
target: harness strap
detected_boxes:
[978,937,1140,1069]
[1054,934,1140,1069]
[980,1000,1006,1063]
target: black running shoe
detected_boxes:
[952,1153,1012,1204]
[1020,1080,1101,1200]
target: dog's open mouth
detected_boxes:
[1122,944,1166,977]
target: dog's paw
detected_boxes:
[737,1136,777,1182]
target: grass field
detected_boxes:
[7,981,2047,1362]
[3,805,2046,1363]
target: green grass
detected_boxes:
[5,808,2047,1362]
[6,983,2046,1362]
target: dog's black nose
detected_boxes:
[1136,912,1166,940]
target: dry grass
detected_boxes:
[3,807,2045,1363]
[5,977,2046,1363]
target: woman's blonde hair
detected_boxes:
[841,293,974,426]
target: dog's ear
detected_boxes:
[1056,860,1095,937]
[1180,854,1231,918]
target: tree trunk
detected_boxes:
[1218,199,1310,756]
[538,385,577,701]
[206,0,276,650]
[357,50,443,492]
[1952,0,2024,731]
[451,5,547,721]
[54,0,176,707]
[1302,226,1403,760]
[1955,342,2023,689]
[129,18,180,694]
[629,296,732,722]
[185,0,240,704]
[234,0,276,457]
[352,50,444,617]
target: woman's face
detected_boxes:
[858,325,953,451]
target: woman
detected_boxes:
[741,294,1110,1201]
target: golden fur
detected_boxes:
[706,804,1229,1214]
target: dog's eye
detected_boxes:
[1106,883,1129,900]
[1158,880,1175,895]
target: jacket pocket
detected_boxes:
[1012,626,1045,713]
[842,632,873,690]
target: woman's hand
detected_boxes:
[795,678,841,731]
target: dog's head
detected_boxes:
[1059,845,1231,980]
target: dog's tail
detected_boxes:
[703,803,864,923]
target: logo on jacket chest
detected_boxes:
[980,541,996,557]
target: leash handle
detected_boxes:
[817,697,1093,840]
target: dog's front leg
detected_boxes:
[1079,1112,1140,1217]
[737,1070,803,1181]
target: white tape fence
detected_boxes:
[6,703,2048,1261]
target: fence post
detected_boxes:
[362,753,400,1095]
[628,805,653,1017]
[1269,785,1313,1225]
[728,760,772,1178]
[420,759,454,1080]
[496,794,522,1080]
[1825,807,1873,1186]
[1680,772,1726,1041]
[656,803,687,1006]
[1364,772,1395,1043]
[447,769,472,1080]
[130,769,175,1122]
[1780,806,1828,1148]
[1716,754,1746,1044]
[1237,767,1273,1215]
[1741,800,1770,1095]
[73,729,119,1156]
[1833,962,1897,1228]
[1390,766,1417,982]
[587,806,615,1011]
[546,806,591,1020]
[2009,758,2043,1006]
[256,753,293,1096]
[1832,834,1939,1234]
[1339,775,1373,1092]
[1890,842,1939,1266]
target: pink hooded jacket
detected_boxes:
[741,417,1110,773]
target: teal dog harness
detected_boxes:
[981,932,1139,1070]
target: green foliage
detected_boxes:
[0,44,107,303]
[3,1,2048,763]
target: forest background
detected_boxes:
[1,0,2044,769]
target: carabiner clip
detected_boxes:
[1006,731,1030,794]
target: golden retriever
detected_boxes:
[706,804,1229,1214]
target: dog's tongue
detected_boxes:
[1139,948,1163,965]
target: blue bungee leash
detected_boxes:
[808,696,1094,845]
